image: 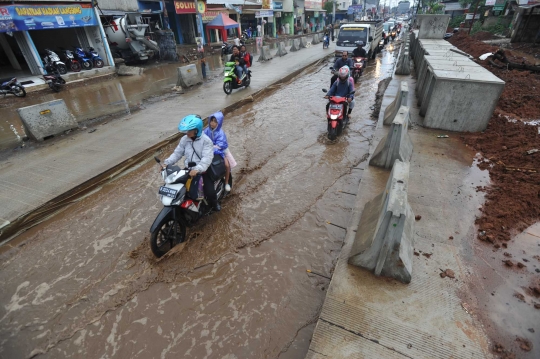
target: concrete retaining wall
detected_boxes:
[348,160,415,284]
[416,15,451,39]
[18,99,78,141]
[370,106,413,170]
[383,81,408,126]
[176,64,202,88]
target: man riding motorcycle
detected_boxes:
[352,41,367,73]
[229,46,246,84]
[331,51,354,87]
[163,115,221,212]
[325,66,355,118]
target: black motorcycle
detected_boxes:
[43,69,66,92]
[59,49,81,72]
[0,77,26,97]
[43,49,67,75]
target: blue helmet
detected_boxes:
[178,114,203,138]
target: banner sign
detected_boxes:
[305,1,322,10]
[262,0,273,10]
[485,0,496,5]
[202,10,228,23]
[273,2,283,10]
[0,4,97,33]
[174,1,206,14]
[255,10,274,18]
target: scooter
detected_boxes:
[323,35,329,49]
[73,47,93,70]
[43,69,66,92]
[60,49,81,72]
[322,88,351,141]
[85,47,104,68]
[0,77,26,97]
[223,62,252,94]
[43,49,67,75]
[352,56,366,83]
[149,157,232,258]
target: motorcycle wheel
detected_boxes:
[337,121,344,135]
[70,62,82,72]
[328,127,337,141]
[94,59,104,68]
[223,81,233,95]
[11,85,26,97]
[243,75,251,88]
[49,82,61,93]
[57,64,68,75]
[150,218,186,258]
[82,61,93,70]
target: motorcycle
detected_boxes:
[223,62,251,94]
[73,47,93,70]
[222,42,234,56]
[322,88,351,141]
[149,157,231,258]
[0,77,26,97]
[323,35,329,49]
[43,70,66,92]
[43,49,67,75]
[352,57,366,82]
[85,47,104,68]
[60,49,81,72]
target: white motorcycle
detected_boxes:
[149,157,231,258]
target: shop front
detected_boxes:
[171,0,206,44]
[0,1,113,77]
[305,0,325,32]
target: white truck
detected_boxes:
[335,21,384,59]
[104,13,160,63]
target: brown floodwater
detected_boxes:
[0,46,397,358]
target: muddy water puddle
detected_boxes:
[0,49,395,358]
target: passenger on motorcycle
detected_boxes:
[229,46,245,84]
[240,45,252,77]
[325,66,355,117]
[204,111,236,192]
[352,41,367,58]
[331,51,354,86]
[163,115,221,211]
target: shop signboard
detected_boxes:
[0,3,97,33]
[485,0,496,5]
[174,1,206,14]
[305,1,322,10]
[262,0,273,10]
[273,2,283,10]
[256,10,274,18]
[202,10,228,23]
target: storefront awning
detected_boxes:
[98,9,127,16]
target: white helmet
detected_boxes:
[338,66,350,82]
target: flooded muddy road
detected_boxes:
[0,47,397,358]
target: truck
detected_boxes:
[104,13,160,63]
[335,20,384,60]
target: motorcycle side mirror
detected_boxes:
[329,67,334,70]
[154,156,161,163]
[188,162,197,168]
[322,89,328,93]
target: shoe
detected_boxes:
[225,184,231,192]
[240,74,246,80]
[214,203,221,212]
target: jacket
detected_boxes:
[241,52,251,67]
[204,111,229,157]
[229,53,245,66]
[164,133,214,173]
[352,48,367,57]
[333,57,354,71]
[327,78,355,100]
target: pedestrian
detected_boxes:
[257,23,262,37]
[247,27,252,38]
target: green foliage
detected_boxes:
[323,1,335,13]
[470,20,482,35]
[483,17,509,35]
[449,14,465,28]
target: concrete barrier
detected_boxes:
[416,14,450,39]
[18,99,78,141]
[312,34,320,44]
[176,64,202,88]
[395,50,411,75]
[275,42,288,57]
[257,45,273,62]
[370,106,413,169]
[383,81,408,125]
[348,160,415,284]
[300,37,308,48]
[290,38,301,52]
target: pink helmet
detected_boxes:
[338,66,350,82]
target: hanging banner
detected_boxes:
[174,1,206,14]
[256,10,274,18]
[202,10,228,23]
[0,3,97,33]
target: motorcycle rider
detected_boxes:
[229,46,245,84]
[163,115,221,212]
[331,51,354,87]
[352,41,367,70]
[240,45,252,76]
[325,66,355,118]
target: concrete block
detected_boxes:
[176,64,202,88]
[417,59,481,98]
[422,69,505,132]
[290,38,301,52]
[383,81,408,126]
[395,50,411,75]
[370,106,413,169]
[17,99,78,141]
[257,45,273,62]
[300,37,308,48]
[312,34,320,44]
[275,42,288,57]
[348,160,415,284]
[416,15,450,39]
[117,65,143,76]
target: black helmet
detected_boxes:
[355,41,364,47]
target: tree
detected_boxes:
[323,1,336,13]
[425,0,444,14]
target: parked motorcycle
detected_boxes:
[60,49,81,72]
[149,157,232,258]
[352,57,366,83]
[43,70,66,92]
[223,61,251,94]
[0,77,26,97]
[43,49,67,75]
[323,35,329,49]
[322,88,351,140]
[73,47,93,70]
[85,47,104,68]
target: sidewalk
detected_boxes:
[0,35,329,242]
[306,75,493,358]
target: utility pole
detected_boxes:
[468,0,480,35]
[193,0,204,43]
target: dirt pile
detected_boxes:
[450,34,540,246]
